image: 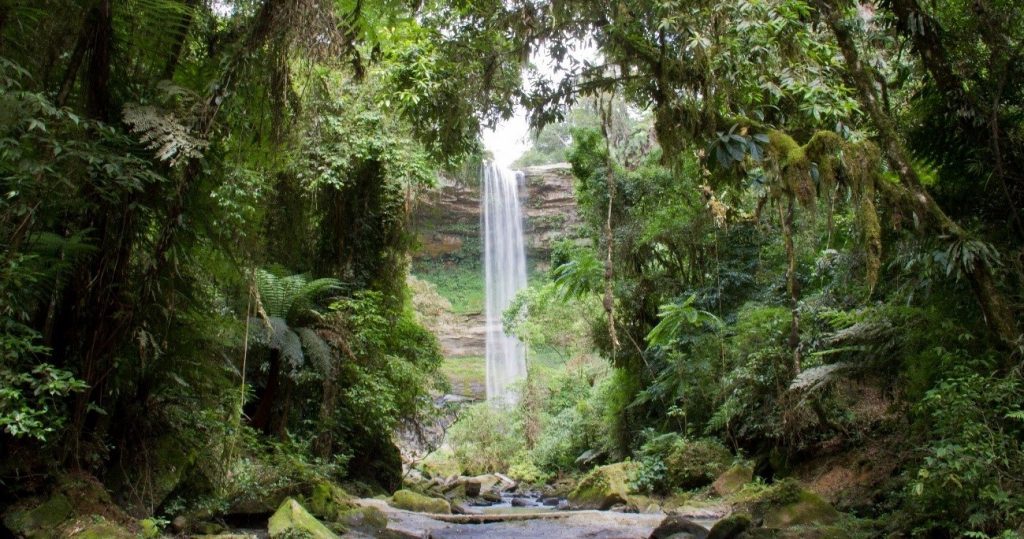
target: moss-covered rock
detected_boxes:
[304,481,354,521]
[762,489,839,528]
[61,515,136,539]
[712,465,753,496]
[664,439,732,490]
[267,498,338,539]
[739,479,839,528]
[2,493,73,537]
[389,489,451,514]
[569,462,639,510]
[708,514,751,539]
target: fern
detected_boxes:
[552,250,603,299]
[646,295,721,347]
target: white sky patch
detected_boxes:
[483,40,598,169]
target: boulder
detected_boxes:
[568,462,639,510]
[2,493,73,537]
[741,479,840,529]
[649,514,709,539]
[305,481,354,521]
[664,439,732,490]
[267,498,338,539]
[707,514,752,539]
[762,490,839,528]
[712,465,753,497]
[337,506,388,532]
[389,489,452,514]
[464,478,482,497]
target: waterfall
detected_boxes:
[482,162,528,404]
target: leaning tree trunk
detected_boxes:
[816,0,1019,354]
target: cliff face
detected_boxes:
[412,163,581,264]
[410,163,581,359]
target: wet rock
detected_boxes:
[712,465,754,497]
[267,498,338,539]
[511,497,529,507]
[480,491,502,503]
[541,497,560,506]
[649,514,710,539]
[337,505,389,533]
[390,489,452,514]
[465,479,482,497]
[707,514,751,539]
[568,462,639,510]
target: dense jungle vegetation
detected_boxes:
[1,0,1022,538]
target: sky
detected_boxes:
[483,41,598,169]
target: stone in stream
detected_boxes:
[268,498,338,539]
[464,478,482,497]
[568,462,639,510]
[706,514,751,539]
[541,497,560,506]
[648,514,710,539]
[510,497,529,507]
[390,489,452,514]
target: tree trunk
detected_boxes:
[250,350,281,434]
[818,0,1019,352]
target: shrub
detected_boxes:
[446,403,521,475]
[900,357,1024,537]
[631,432,732,494]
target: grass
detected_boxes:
[412,262,484,315]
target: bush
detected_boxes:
[446,403,521,475]
[900,357,1024,537]
[631,432,732,494]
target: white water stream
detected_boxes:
[482,162,528,404]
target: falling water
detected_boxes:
[482,162,528,404]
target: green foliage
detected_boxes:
[631,432,732,494]
[902,356,1024,537]
[446,403,523,475]
[0,322,86,441]
[646,295,721,348]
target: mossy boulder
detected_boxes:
[664,438,732,490]
[2,493,73,537]
[267,498,338,539]
[762,490,839,528]
[569,462,639,510]
[707,514,751,539]
[389,489,452,514]
[741,479,839,528]
[108,434,196,516]
[304,481,354,521]
[712,465,753,496]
